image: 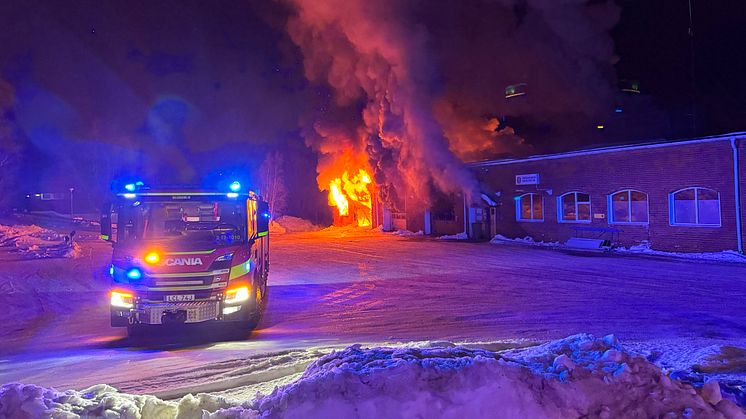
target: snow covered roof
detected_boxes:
[469,131,746,168]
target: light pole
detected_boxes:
[69,187,74,219]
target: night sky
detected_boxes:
[0,0,744,217]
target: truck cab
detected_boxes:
[100,182,269,335]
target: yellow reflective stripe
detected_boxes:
[165,249,216,255]
[257,231,268,237]
[150,272,210,278]
[100,234,109,240]
[136,282,228,292]
[229,260,251,281]
[149,269,228,278]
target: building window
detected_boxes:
[558,192,591,223]
[516,193,543,222]
[432,210,455,222]
[669,187,721,226]
[609,190,649,224]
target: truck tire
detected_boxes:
[247,283,267,328]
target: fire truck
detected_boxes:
[99,180,269,335]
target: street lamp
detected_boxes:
[69,188,74,219]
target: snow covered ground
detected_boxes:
[1,221,746,416]
[0,223,81,259]
[268,216,321,234]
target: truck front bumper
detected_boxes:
[111,300,250,326]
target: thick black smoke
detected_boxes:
[284,0,623,206]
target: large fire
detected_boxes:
[328,169,373,227]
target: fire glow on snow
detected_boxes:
[1,334,743,418]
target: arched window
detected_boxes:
[515,193,543,222]
[557,192,591,223]
[608,190,649,224]
[669,187,721,226]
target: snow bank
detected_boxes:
[490,234,560,247]
[0,383,239,419]
[615,240,746,263]
[5,335,744,418]
[490,235,746,263]
[392,229,423,237]
[0,224,79,258]
[437,232,467,240]
[268,216,320,234]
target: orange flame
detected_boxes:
[329,178,349,216]
[328,169,373,227]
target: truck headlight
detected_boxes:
[111,290,134,309]
[225,286,250,304]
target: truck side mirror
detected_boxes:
[100,202,114,242]
[257,200,270,235]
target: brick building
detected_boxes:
[384,132,746,253]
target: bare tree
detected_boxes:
[260,150,288,218]
[0,79,20,211]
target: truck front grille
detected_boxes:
[139,301,219,324]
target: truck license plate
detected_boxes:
[165,294,195,302]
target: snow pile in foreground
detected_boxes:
[3,334,744,419]
[0,384,237,419]
[0,224,80,258]
[268,216,320,234]
[490,234,560,247]
[615,240,746,263]
[437,232,468,240]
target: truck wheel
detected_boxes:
[248,284,267,327]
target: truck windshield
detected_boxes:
[117,200,247,246]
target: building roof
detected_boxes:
[469,131,746,167]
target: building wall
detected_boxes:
[738,138,746,253]
[471,137,746,253]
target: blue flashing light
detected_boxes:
[614,107,623,113]
[226,192,239,198]
[229,181,241,192]
[262,212,271,218]
[123,193,136,199]
[109,265,115,277]
[124,183,136,192]
[135,181,145,186]
[126,268,142,280]
[245,260,252,272]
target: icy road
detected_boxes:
[2,226,746,399]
